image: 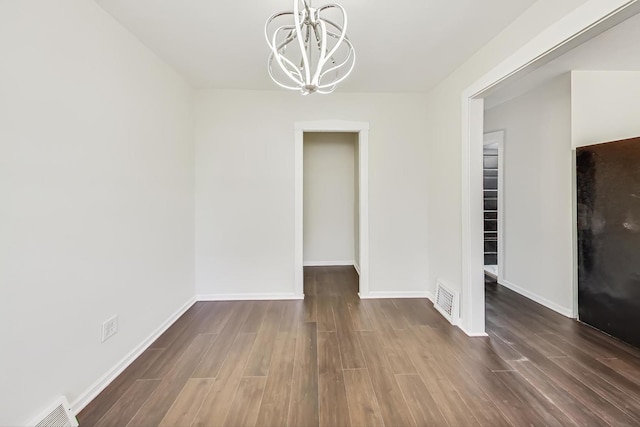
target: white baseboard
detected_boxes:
[197,293,303,301]
[499,279,574,318]
[354,262,361,275]
[303,260,355,267]
[359,291,434,300]
[71,296,197,415]
[425,291,435,304]
[457,323,489,337]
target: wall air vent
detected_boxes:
[434,280,459,325]
[30,396,78,427]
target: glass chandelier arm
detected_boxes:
[268,57,302,90]
[311,20,329,86]
[279,55,305,82]
[316,4,348,62]
[312,25,354,89]
[317,34,354,87]
[317,83,337,94]
[274,29,297,53]
[264,11,294,46]
[318,17,344,37]
[318,43,354,88]
[293,0,312,85]
[270,26,305,85]
[304,25,312,70]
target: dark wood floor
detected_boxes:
[78,266,640,426]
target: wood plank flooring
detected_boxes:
[78,267,640,426]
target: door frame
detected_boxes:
[460,0,640,336]
[294,120,370,298]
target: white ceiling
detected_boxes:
[94,0,536,92]
[485,11,640,109]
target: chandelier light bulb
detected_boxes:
[265,0,355,95]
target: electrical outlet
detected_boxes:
[101,315,118,342]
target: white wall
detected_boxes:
[572,70,640,147]
[423,0,588,319]
[303,133,357,265]
[0,1,194,425]
[355,140,361,270]
[485,74,574,315]
[195,90,429,298]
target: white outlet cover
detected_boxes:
[101,315,118,342]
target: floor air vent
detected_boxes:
[30,397,78,427]
[434,281,459,325]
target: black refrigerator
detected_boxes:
[577,136,640,348]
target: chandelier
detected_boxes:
[265,0,355,95]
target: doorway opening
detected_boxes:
[460,1,640,336]
[303,132,359,297]
[294,120,369,298]
[482,131,504,283]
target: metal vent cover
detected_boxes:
[434,280,459,325]
[31,397,78,427]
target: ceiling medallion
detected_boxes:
[265,0,355,95]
